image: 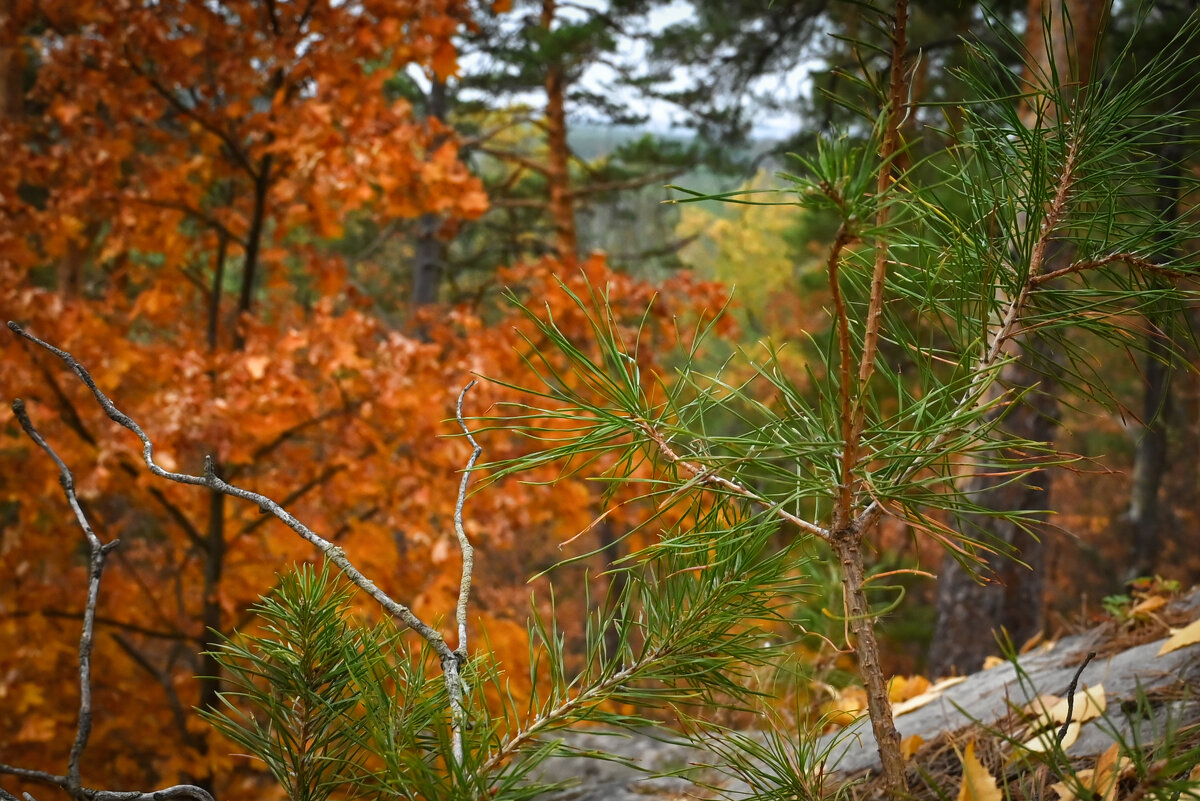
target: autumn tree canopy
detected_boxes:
[0,2,726,797]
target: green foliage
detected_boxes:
[204,5,1200,800]
[202,564,365,801]
[205,526,813,801]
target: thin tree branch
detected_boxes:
[124,52,257,180]
[7,321,454,659]
[475,145,553,176]
[447,380,482,766]
[234,463,346,539]
[10,399,118,794]
[828,223,858,530]
[632,419,830,540]
[130,197,248,249]
[1029,252,1184,286]
[108,635,195,744]
[20,350,209,551]
[566,170,685,199]
[453,380,480,656]
[30,610,199,644]
[852,0,909,464]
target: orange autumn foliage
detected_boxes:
[0,3,730,798]
[1,253,723,797]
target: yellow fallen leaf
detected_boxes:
[901,734,924,762]
[1048,744,1129,801]
[958,740,1002,801]
[889,674,933,703]
[982,655,1007,670]
[1024,693,1063,725]
[822,685,867,727]
[1022,721,1080,753]
[1044,684,1106,725]
[1157,617,1200,656]
[894,675,969,716]
[1020,630,1045,653]
[1050,770,1094,801]
[1129,595,1168,616]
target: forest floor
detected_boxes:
[534,588,1200,801]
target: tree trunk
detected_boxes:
[928,0,1104,677]
[1123,144,1183,581]
[1125,329,1170,581]
[928,358,1057,675]
[0,17,23,119]
[542,0,577,264]
[412,78,448,315]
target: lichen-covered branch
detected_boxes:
[7,322,484,771]
[4,400,211,801]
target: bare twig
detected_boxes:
[5,401,213,801]
[1030,253,1184,286]
[453,380,481,655]
[7,321,453,658]
[447,379,482,766]
[1057,651,1096,745]
[633,419,830,540]
[8,322,487,773]
[10,399,117,794]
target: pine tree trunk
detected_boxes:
[928,0,1104,677]
[1124,147,1183,580]
[542,0,577,264]
[929,358,1056,675]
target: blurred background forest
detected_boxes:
[3,0,1200,798]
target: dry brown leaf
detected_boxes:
[1157,617,1200,656]
[982,655,1007,670]
[901,734,925,762]
[958,740,1003,801]
[1022,721,1080,753]
[1020,630,1046,653]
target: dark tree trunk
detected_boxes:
[1125,333,1170,581]
[412,78,448,314]
[1123,145,1183,580]
[542,0,577,264]
[0,25,23,118]
[927,0,1104,678]
[598,518,626,661]
[928,356,1058,676]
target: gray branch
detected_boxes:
[7,322,453,659]
[10,400,116,795]
[448,379,482,765]
[3,404,213,801]
[8,321,486,772]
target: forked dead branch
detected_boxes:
[2,320,482,797]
